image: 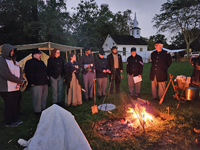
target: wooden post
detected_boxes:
[66,51,68,62]
[48,42,51,55]
[80,49,82,56]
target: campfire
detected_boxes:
[95,101,171,140]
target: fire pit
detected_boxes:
[95,99,172,140]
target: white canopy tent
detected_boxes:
[147,48,186,62]
[14,42,83,63]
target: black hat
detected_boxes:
[99,49,105,55]
[32,49,41,57]
[111,46,117,50]
[84,46,91,51]
[131,47,136,52]
[155,40,163,44]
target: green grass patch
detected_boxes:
[1,61,200,150]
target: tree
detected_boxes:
[145,34,168,50]
[38,0,71,44]
[71,0,133,51]
[0,0,40,45]
[152,0,200,58]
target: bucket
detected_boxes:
[185,87,199,100]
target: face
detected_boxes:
[155,43,163,52]
[112,48,117,54]
[131,51,136,57]
[71,55,76,61]
[99,53,104,58]
[55,50,60,58]
[85,50,91,55]
[10,49,15,57]
[34,53,41,60]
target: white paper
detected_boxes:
[133,76,142,83]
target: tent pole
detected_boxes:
[48,42,51,55]
[66,52,68,62]
[80,49,82,56]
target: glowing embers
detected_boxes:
[96,103,164,140]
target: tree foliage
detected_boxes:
[38,0,71,44]
[152,0,200,58]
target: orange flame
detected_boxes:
[126,104,154,127]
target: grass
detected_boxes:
[1,60,200,150]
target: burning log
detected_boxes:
[95,101,172,140]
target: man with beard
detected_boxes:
[107,46,123,94]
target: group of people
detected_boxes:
[0,40,172,127]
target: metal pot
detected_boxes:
[185,87,199,100]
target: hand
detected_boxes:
[87,64,91,68]
[107,70,111,73]
[120,70,123,73]
[138,75,142,78]
[73,70,76,73]
[103,70,107,73]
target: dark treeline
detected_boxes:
[0,0,199,53]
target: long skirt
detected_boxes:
[65,73,82,107]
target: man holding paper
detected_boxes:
[95,49,110,99]
[126,47,143,98]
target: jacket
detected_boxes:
[126,54,143,76]
[107,53,123,72]
[64,61,81,94]
[95,56,109,78]
[79,54,95,75]
[150,49,172,82]
[47,56,64,79]
[0,44,23,92]
[25,58,48,86]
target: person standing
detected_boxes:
[126,47,143,98]
[150,40,172,100]
[25,49,48,115]
[190,55,200,87]
[64,54,82,106]
[47,48,64,106]
[0,44,24,127]
[107,46,123,94]
[95,50,110,99]
[79,46,95,102]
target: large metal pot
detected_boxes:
[185,87,199,100]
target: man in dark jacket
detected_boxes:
[126,47,143,98]
[107,46,123,93]
[95,50,110,99]
[25,49,48,115]
[150,40,172,100]
[79,46,95,101]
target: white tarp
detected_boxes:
[14,42,83,53]
[23,104,91,150]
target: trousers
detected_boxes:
[50,76,64,103]
[30,85,48,113]
[151,76,166,99]
[0,90,21,125]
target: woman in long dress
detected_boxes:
[64,54,82,107]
